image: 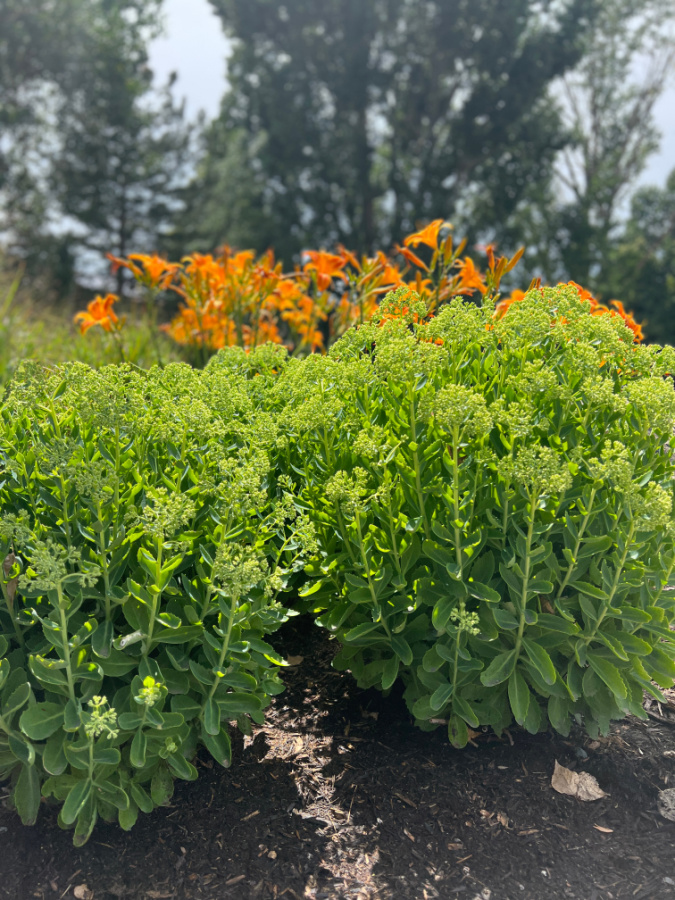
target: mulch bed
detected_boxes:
[2,615,675,900]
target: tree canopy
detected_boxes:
[183,0,600,260]
[0,0,192,296]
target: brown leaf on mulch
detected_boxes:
[551,760,608,801]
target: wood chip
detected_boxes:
[225,875,246,886]
[393,791,417,808]
[241,810,260,822]
[593,825,614,833]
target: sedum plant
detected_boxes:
[273,284,675,747]
[0,353,315,844]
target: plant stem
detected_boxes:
[382,474,403,578]
[451,426,463,576]
[409,386,431,540]
[59,474,72,550]
[146,291,164,367]
[143,536,163,657]
[355,512,391,638]
[95,502,111,622]
[514,491,537,661]
[57,585,77,707]
[584,521,635,644]
[207,598,236,702]
[555,487,597,600]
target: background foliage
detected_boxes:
[1,0,674,341]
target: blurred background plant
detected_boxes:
[1,0,674,348]
[0,258,180,384]
[70,225,642,369]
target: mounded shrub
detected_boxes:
[3,283,675,843]
[273,285,675,746]
[0,355,315,843]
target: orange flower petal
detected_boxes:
[404,219,448,250]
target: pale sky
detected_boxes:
[149,0,230,119]
[149,0,675,190]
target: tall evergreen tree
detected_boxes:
[51,1,193,293]
[0,0,77,181]
[0,0,84,291]
[1,0,193,297]
[185,0,600,261]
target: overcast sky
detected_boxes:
[149,0,675,190]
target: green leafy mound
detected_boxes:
[3,284,675,844]
[274,285,675,746]
[0,357,315,844]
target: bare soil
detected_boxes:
[2,615,675,900]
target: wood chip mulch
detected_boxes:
[2,615,675,900]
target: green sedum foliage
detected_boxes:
[3,284,675,842]
[0,352,315,843]
[273,285,675,747]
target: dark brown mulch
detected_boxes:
[2,615,675,900]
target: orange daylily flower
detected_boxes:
[336,245,361,271]
[404,219,449,250]
[456,257,487,295]
[566,281,599,307]
[222,248,256,277]
[304,251,348,291]
[396,244,429,272]
[494,289,526,318]
[610,299,644,342]
[107,253,180,291]
[74,294,120,334]
[376,252,403,287]
[477,242,497,271]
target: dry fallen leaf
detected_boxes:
[593,825,614,833]
[73,886,94,900]
[657,788,675,821]
[551,760,607,801]
[286,655,304,666]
